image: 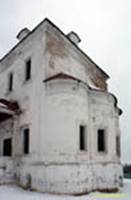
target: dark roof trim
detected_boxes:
[43,72,81,83]
[0,18,109,79]
[0,99,20,113]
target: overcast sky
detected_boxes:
[0,0,130,163]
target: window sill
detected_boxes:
[97,151,107,155]
[5,90,14,97]
[78,150,88,154]
[23,79,32,85]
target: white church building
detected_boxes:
[0,18,123,194]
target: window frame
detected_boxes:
[116,135,121,157]
[97,128,107,153]
[22,127,30,155]
[25,58,31,82]
[3,137,12,157]
[8,72,13,92]
[79,125,87,151]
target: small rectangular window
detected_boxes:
[3,138,12,156]
[8,72,13,92]
[23,128,30,154]
[97,129,106,152]
[25,59,31,81]
[116,136,120,156]
[79,125,87,150]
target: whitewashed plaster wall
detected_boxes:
[0,19,122,194]
[88,90,121,163]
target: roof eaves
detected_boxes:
[43,72,81,83]
[0,18,110,79]
[0,18,49,64]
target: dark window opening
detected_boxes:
[116,136,120,156]
[79,125,86,150]
[25,59,31,81]
[8,72,13,92]
[97,129,106,152]
[23,128,30,154]
[3,138,12,156]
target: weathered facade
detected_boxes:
[0,18,123,194]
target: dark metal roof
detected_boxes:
[0,99,20,113]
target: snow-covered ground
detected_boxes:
[0,179,130,200]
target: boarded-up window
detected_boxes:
[3,138,12,156]
[79,125,87,150]
[25,59,31,81]
[97,129,106,152]
[23,128,30,154]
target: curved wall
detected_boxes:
[17,79,123,194]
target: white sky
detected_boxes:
[0,0,130,163]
